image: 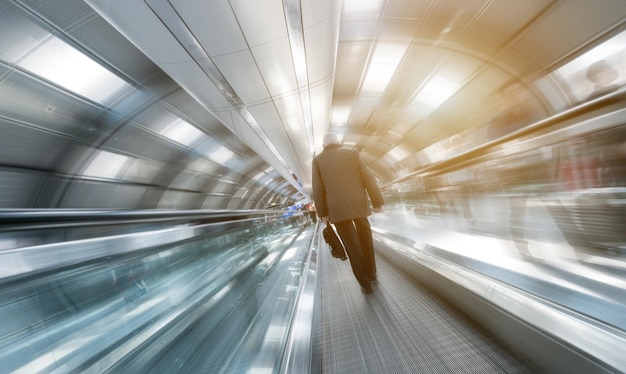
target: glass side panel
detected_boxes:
[552,30,626,102]
[0,213,314,373]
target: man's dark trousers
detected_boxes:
[334,217,376,285]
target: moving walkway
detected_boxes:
[0,206,624,373]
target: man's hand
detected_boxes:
[373,206,383,213]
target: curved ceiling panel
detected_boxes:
[0,0,302,209]
[0,0,624,210]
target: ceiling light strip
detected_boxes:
[144,0,290,170]
[283,0,315,156]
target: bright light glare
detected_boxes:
[248,367,273,374]
[263,324,287,342]
[343,0,382,16]
[420,142,446,163]
[361,43,408,94]
[161,119,205,147]
[414,77,459,109]
[83,150,130,178]
[208,146,234,164]
[281,247,298,261]
[388,146,409,161]
[331,106,351,125]
[17,36,130,104]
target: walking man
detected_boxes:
[312,133,384,294]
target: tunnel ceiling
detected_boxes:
[84,0,626,188]
[1,0,625,209]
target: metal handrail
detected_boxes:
[385,87,626,187]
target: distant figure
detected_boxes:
[305,203,318,222]
[112,259,149,309]
[312,133,384,294]
[585,60,620,100]
[447,135,475,224]
[485,80,539,140]
[484,80,542,259]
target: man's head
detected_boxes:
[586,60,618,87]
[323,133,340,148]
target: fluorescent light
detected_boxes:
[161,119,205,147]
[83,150,130,178]
[413,77,459,109]
[343,0,382,16]
[362,64,396,93]
[420,143,446,163]
[331,106,351,125]
[361,43,408,94]
[17,36,130,104]
[388,146,409,161]
[208,146,234,164]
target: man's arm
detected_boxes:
[357,153,385,209]
[311,158,328,218]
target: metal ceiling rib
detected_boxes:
[84,0,333,199]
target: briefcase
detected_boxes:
[323,223,348,261]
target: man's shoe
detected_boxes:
[361,282,373,294]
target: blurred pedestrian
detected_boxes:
[484,80,543,259]
[312,133,384,294]
[484,80,540,141]
[586,60,620,100]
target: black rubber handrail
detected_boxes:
[0,208,294,231]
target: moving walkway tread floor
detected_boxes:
[311,243,541,373]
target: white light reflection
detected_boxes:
[263,324,287,342]
[420,142,446,163]
[388,146,409,161]
[413,77,459,109]
[285,294,314,343]
[281,246,298,261]
[343,0,382,16]
[262,252,280,266]
[248,367,273,374]
[0,239,17,250]
[208,146,235,164]
[17,336,97,373]
[17,36,130,104]
[331,106,351,125]
[299,293,314,311]
[83,150,130,179]
[362,43,409,94]
[161,119,205,147]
